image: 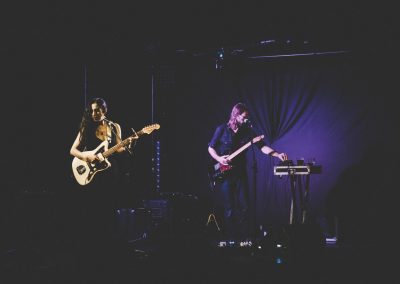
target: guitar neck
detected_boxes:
[227,141,253,160]
[227,135,264,161]
[102,130,144,158]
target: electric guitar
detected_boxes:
[208,135,264,186]
[72,123,160,186]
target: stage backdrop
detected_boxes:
[159,50,398,242]
[2,46,397,245]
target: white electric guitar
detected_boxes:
[72,123,160,186]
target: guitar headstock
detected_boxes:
[253,135,264,143]
[142,123,160,134]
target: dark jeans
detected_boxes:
[220,173,250,240]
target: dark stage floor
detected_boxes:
[1,230,392,284]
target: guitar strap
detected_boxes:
[104,120,119,144]
[107,122,114,144]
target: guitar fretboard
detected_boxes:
[102,130,144,158]
[227,135,264,160]
[101,124,159,158]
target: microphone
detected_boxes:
[243,118,253,127]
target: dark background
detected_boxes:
[1,2,398,250]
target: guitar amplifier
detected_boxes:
[142,199,173,236]
[143,199,171,221]
[115,208,152,241]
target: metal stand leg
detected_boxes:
[206,213,221,231]
[301,175,311,224]
[289,173,297,224]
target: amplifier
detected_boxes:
[143,199,171,220]
[115,208,152,241]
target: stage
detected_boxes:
[1,232,389,283]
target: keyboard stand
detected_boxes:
[274,162,321,225]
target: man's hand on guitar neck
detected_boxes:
[122,137,135,155]
[126,137,135,150]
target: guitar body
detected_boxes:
[208,135,264,189]
[208,162,233,184]
[71,141,111,186]
[71,123,160,186]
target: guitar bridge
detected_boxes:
[219,164,232,173]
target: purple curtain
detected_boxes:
[162,53,397,241]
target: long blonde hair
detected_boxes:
[228,102,248,130]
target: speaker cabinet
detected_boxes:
[115,208,152,242]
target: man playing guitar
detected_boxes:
[208,102,288,241]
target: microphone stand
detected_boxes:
[245,120,259,242]
[250,139,258,242]
[244,120,258,242]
